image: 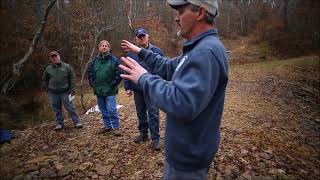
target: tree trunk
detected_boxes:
[282,0,290,32]
[79,33,99,114]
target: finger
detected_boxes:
[119,64,133,74]
[120,43,128,48]
[126,56,138,65]
[120,74,131,80]
[122,40,130,44]
[121,47,129,52]
[120,57,135,68]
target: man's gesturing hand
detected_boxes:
[121,40,141,54]
[119,57,147,84]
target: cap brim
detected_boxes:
[136,33,147,37]
[167,0,189,8]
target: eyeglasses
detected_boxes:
[50,54,57,58]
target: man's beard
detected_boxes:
[101,51,110,57]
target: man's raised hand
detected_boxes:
[121,40,141,54]
[119,56,147,84]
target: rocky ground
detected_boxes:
[0,42,319,179]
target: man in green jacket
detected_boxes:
[43,50,83,130]
[87,40,122,136]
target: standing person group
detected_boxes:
[124,28,163,151]
[42,0,228,179]
[120,0,228,179]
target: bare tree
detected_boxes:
[0,0,57,94]
[67,0,129,112]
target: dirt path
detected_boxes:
[1,55,319,179]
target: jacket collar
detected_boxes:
[97,52,111,60]
[139,43,152,50]
[182,29,219,53]
[51,62,62,68]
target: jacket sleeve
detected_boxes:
[138,49,220,122]
[152,47,164,57]
[124,79,130,91]
[138,49,180,80]
[68,65,76,92]
[42,67,49,90]
[111,56,122,87]
[87,60,95,87]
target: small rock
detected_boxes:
[79,162,93,171]
[38,161,50,167]
[313,168,320,175]
[105,158,116,164]
[241,149,249,155]
[239,157,249,164]
[87,171,95,177]
[92,174,98,179]
[25,155,50,164]
[238,172,253,180]
[39,167,56,178]
[251,146,257,151]
[260,153,271,160]
[154,170,162,178]
[67,153,78,160]
[300,169,307,174]
[216,173,224,180]
[111,144,119,149]
[258,162,267,169]
[95,164,113,176]
[29,171,39,176]
[55,162,64,170]
[135,170,144,175]
[264,149,273,154]
[41,146,49,151]
[269,169,285,175]
[25,164,39,172]
[57,165,73,177]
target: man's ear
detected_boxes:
[196,6,207,21]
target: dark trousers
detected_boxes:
[134,91,160,142]
[48,91,80,126]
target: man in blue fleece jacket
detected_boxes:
[124,28,164,151]
[120,0,228,179]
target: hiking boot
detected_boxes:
[54,124,64,131]
[152,141,161,151]
[133,134,149,143]
[75,123,83,129]
[113,129,122,137]
[100,128,112,134]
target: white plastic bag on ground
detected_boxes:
[85,104,124,115]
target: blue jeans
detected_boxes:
[96,95,120,129]
[48,92,80,126]
[134,91,160,142]
[163,160,209,180]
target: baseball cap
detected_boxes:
[167,0,218,16]
[135,28,148,37]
